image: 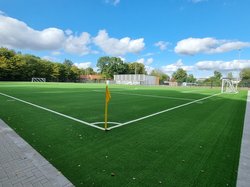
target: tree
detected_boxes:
[97,56,128,78]
[214,71,222,80]
[227,72,234,80]
[63,59,73,67]
[203,70,222,87]
[108,57,128,76]
[128,62,146,74]
[211,71,222,86]
[0,48,85,82]
[150,69,170,84]
[0,48,27,81]
[85,67,95,75]
[51,63,61,81]
[240,68,250,80]
[69,65,81,82]
[240,68,250,87]
[186,74,196,83]
[172,68,187,83]
[97,56,109,74]
[63,59,77,81]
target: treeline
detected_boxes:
[0,47,95,82]
[1,47,250,86]
[0,48,149,82]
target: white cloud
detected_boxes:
[161,59,194,74]
[136,58,153,65]
[64,32,91,55]
[0,15,146,57]
[93,30,145,56]
[0,15,65,50]
[146,58,154,65]
[42,56,59,62]
[65,29,73,35]
[143,52,154,57]
[74,62,92,69]
[137,58,144,64]
[196,60,250,71]
[0,10,5,15]
[135,58,154,74]
[105,0,120,6]
[51,51,61,55]
[93,67,99,72]
[154,41,169,50]
[0,14,92,55]
[118,56,126,62]
[175,37,250,55]
[145,65,154,74]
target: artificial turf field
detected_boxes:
[0,82,248,186]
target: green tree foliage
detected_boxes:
[240,68,250,79]
[97,56,147,78]
[186,74,196,83]
[0,48,26,81]
[213,71,222,80]
[84,67,95,75]
[226,72,234,80]
[150,69,170,84]
[0,47,85,82]
[202,71,222,87]
[128,62,146,74]
[172,68,187,83]
[63,59,78,82]
[240,68,250,87]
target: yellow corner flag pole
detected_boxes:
[105,82,111,130]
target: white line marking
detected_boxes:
[181,89,203,93]
[93,90,194,101]
[0,92,105,131]
[91,122,121,125]
[107,93,222,130]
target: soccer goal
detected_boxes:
[221,78,238,94]
[31,78,46,82]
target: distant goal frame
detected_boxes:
[221,78,239,94]
[31,77,46,82]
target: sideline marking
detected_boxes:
[93,90,194,101]
[0,92,105,131]
[107,92,222,130]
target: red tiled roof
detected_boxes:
[80,75,103,80]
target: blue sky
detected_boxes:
[0,0,250,78]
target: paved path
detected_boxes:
[237,90,250,187]
[0,119,74,187]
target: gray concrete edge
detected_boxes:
[237,90,250,187]
[0,119,74,187]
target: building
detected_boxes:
[79,75,103,82]
[114,74,159,85]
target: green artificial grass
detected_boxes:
[0,82,247,186]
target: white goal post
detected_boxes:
[31,78,46,82]
[221,78,238,94]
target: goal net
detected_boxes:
[31,78,46,82]
[221,78,238,94]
